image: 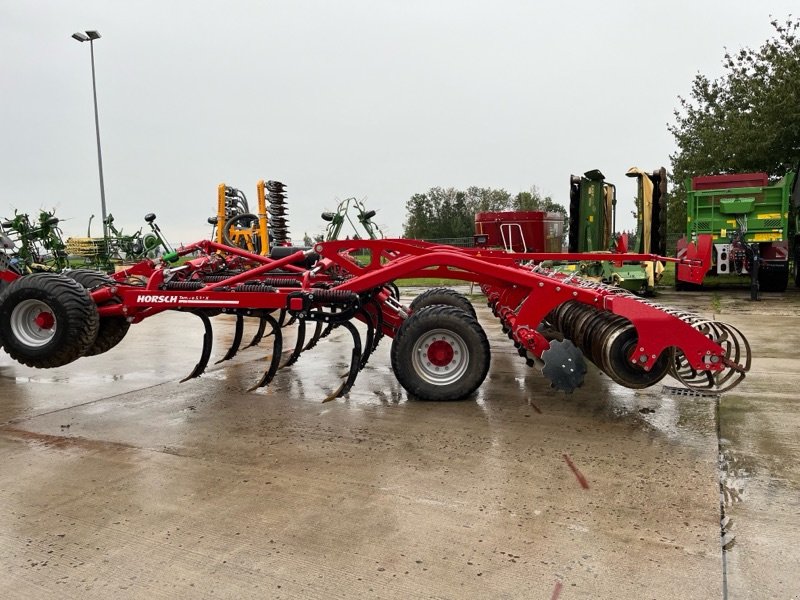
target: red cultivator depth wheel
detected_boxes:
[391,305,490,401]
[0,273,99,368]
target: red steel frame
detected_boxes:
[88,238,734,377]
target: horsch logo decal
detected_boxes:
[135,294,239,306]
[137,294,179,303]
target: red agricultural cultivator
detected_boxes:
[0,238,750,400]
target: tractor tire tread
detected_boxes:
[391,304,489,401]
[63,269,130,356]
[0,273,99,368]
[409,287,476,317]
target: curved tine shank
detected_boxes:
[284,313,298,327]
[245,315,268,348]
[180,311,214,382]
[367,299,384,352]
[249,314,283,390]
[322,321,363,403]
[303,320,324,352]
[215,312,244,363]
[277,308,288,328]
[281,318,306,369]
[320,308,338,340]
[357,308,375,370]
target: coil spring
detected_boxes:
[164,281,204,290]
[234,284,278,293]
[201,271,244,282]
[258,278,301,288]
[306,289,358,304]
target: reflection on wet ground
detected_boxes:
[0,287,796,598]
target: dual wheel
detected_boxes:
[390,288,490,401]
[0,271,127,368]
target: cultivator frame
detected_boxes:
[0,238,750,400]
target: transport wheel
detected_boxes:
[63,269,130,356]
[409,287,476,317]
[758,264,789,293]
[0,273,99,368]
[793,240,800,288]
[391,305,490,401]
[600,325,671,389]
[142,232,161,253]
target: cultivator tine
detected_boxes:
[215,312,244,363]
[245,315,268,348]
[303,320,324,352]
[249,314,283,390]
[323,321,363,402]
[284,313,298,327]
[281,318,306,369]
[277,308,288,328]
[320,309,338,340]
[181,311,213,382]
[368,300,384,352]
[357,308,375,370]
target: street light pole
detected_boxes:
[72,30,108,242]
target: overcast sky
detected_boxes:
[1,1,796,244]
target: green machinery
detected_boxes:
[562,167,667,294]
[321,197,384,241]
[0,210,69,274]
[65,213,166,271]
[676,169,799,292]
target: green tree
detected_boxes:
[668,17,800,233]
[403,186,513,239]
[402,185,570,240]
[512,186,568,235]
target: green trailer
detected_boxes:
[676,169,799,292]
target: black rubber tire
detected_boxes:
[63,269,130,356]
[0,273,99,368]
[758,264,789,293]
[142,232,160,253]
[675,279,703,291]
[409,288,476,318]
[391,305,490,401]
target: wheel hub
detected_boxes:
[411,329,469,386]
[10,299,57,348]
[427,339,454,366]
[34,311,55,330]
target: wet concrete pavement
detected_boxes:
[0,287,797,598]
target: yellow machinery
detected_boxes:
[212,180,286,255]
